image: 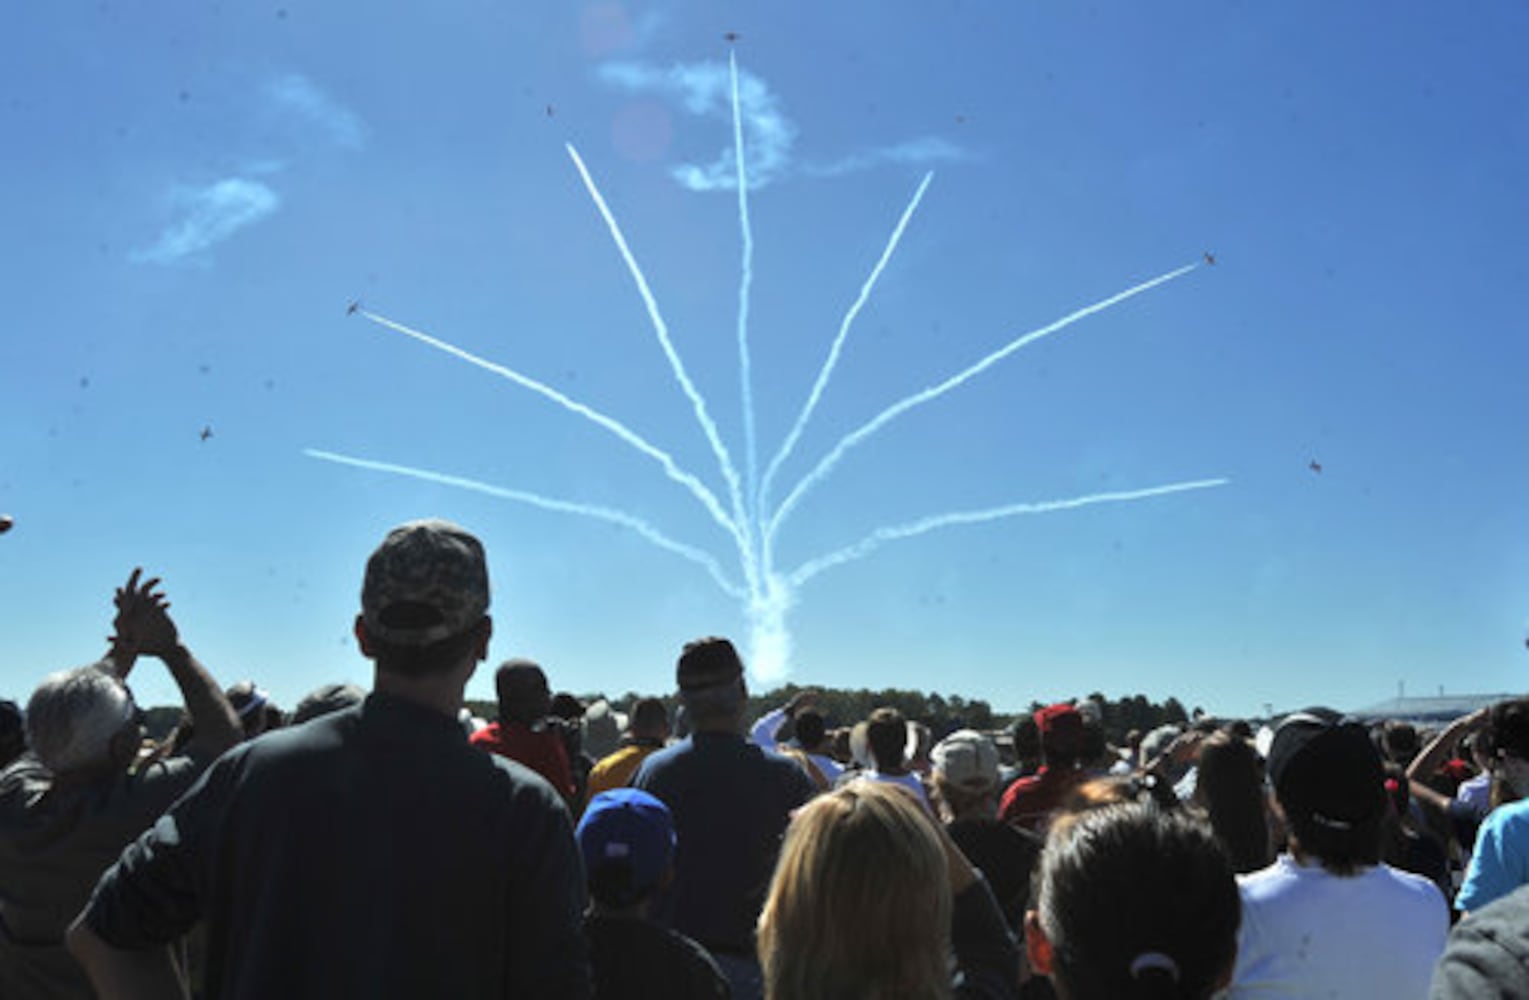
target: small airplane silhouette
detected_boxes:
[1308,460,1322,474]
[346,300,360,315]
[545,104,555,117]
[1203,252,1217,266]
[724,31,740,43]
[200,426,213,442]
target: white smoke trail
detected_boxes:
[766,262,1200,543]
[786,478,1229,588]
[564,143,759,589]
[758,171,934,522]
[305,448,746,598]
[746,572,796,683]
[730,51,760,531]
[355,308,742,544]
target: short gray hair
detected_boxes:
[25,664,135,774]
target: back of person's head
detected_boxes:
[1488,699,1529,762]
[0,698,25,769]
[794,708,826,751]
[1036,703,1085,768]
[1012,715,1042,766]
[630,697,669,741]
[865,707,907,771]
[930,729,1000,820]
[1381,720,1420,765]
[1462,730,1491,770]
[1267,712,1385,874]
[1193,732,1270,874]
[25,664,135,775]
[1030,803,1239,1000]
[577,788,675,909]
[290,682,367,724]
[225,680,282,737]
[549,691,585,752]
[675,636,746,727]
[494,659,551,724]
[359,518,491,677]
[758,781,951,1000]
[1079,720,1108,769]
[550,691,584,722]
[582,699,623,758]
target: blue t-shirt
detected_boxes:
[1457,796,1529,913]
[633,731,815,954]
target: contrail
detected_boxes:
[758,171,934,522]
[305,448,746,598]
[767,262,1200,543]
[565,143,759,588]
[786,477,1229,588]
[355,307,742,544]
[318,55,1228,686]
[730,51,760,532]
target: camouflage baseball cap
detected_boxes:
[361,519,489,646]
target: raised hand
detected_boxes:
[112,568,181,661]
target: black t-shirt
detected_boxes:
[83,693,590,999]
[947,817,1043,931]
[585,913,730,1000]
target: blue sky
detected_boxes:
[3,2,1526,720]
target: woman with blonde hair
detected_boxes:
[757,780,1018,999]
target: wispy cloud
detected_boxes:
[132,178,280,264]
[266,73,367,149]
[601,61,795,191]
[599,60,966,191]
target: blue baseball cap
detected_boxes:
[576,788,675,906]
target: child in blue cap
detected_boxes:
[577,788,731,999]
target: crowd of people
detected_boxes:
[1,517,1527,998]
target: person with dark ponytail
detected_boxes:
[1191,730,1272,874]
[1024,802,1239,1000]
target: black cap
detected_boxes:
[1268,712,1386,829]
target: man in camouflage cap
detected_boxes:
[70,519,590,999]
[360,518,490,647]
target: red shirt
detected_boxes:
[470,721,577,802]
[997,765,1083,833]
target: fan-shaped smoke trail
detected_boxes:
[319,55,1227,685]
[767,262,1200,543]
[786,478,1229,588]
[305,448,745,598]
[758,171,934,522]
[356,308,741,544]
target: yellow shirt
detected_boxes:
[584,741,664,804]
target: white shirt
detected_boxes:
[748,706,844,785]
[1228,853,1448,998]
[1457,771,1491,814]
[858,769,932,814]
